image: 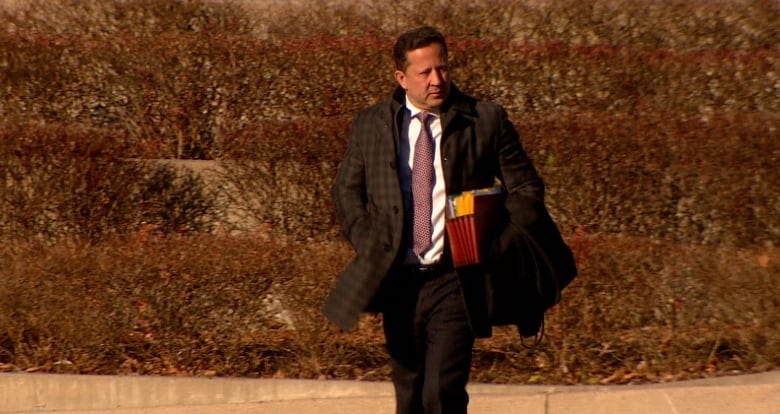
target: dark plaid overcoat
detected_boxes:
[323,85,576,338]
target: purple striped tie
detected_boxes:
[412,112,435,257]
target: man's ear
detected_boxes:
[394,70,407,90]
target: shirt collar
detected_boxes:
[404,96,438,119]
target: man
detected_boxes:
[324,26,575,414]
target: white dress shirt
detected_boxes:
[403,98,446,265]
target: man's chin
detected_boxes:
[427,95,448,107]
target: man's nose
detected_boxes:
[430,69,443,85]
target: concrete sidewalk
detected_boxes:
[2,370,778,414]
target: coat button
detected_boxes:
[383,244,391,252]
[393,206,399,214]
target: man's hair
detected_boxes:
[393,26,448,71]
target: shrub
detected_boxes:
[1,234,778,382]
[215,116,350,238]
[0,0,778,385]
[521,112,780,246]
[2,0,777,159]
[0,123,218,242]
[0,234,305,375]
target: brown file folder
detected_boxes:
[445,188,504,267]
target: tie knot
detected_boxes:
[415,112,433,125]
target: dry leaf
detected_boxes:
[600,368,626,384]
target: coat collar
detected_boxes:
[390,83,476,133]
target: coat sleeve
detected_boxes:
[486,105,577,337]
[494,105,544,226]
[331,112,372,254]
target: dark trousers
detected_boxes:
[382,270,475,414]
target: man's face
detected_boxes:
[394,42,450,112]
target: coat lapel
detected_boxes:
[440,86,477,194]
